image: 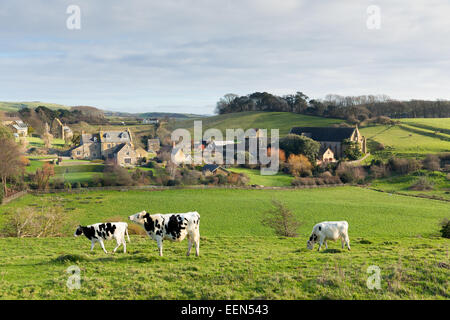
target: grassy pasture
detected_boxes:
[171,112,343,137]
[228,168,293,187]
[0,187,448,299]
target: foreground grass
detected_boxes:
[0,236,448,299]
[0,187,448,299]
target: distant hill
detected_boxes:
[170,111,344,136]
[0,101,70,112]
[104,110,208,120]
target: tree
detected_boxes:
[0,138,24,196]
[34,162,55,190]
[0,124,13,140]
[261,200,302,237]
[42,123,54,149]
[279,134,320,162]
[342,139,363,160]
[287,154,312,177]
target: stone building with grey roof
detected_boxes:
[289,126,366,158]
[71,128,145,166]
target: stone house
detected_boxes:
[289,126,367,159]
[147,138,160,153]
[316,146,336,165]
[71,129,144,166]
[10,120,28,137]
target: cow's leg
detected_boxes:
[318,238,324,251]
[99,239,108,254]
[345,236,351,251]
[325,240,328,249]
[90,241,95,251]
[113,238,121,253]
[156,237,163,256]
[341,238,345,249]
[187,237,193,256]
[194,231,200,257]
[122,238,127,253]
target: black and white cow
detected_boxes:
[74,222,130,253]
[307,221,351,251]
[128,211,200,257]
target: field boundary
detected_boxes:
[1,190,28,205]
[27,183,350,195]
[363,186,450,202]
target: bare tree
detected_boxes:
[261,199,302,237]
[0,138,25,196]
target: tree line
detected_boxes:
[215,92,450,120]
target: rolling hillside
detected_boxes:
[360,118,450,156]
[0,101,70,112]
[171,111,344,136]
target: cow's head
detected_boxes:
[74,225,83,237]
[307,233,318,250]
[128,210,147,225]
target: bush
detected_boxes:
[0,188,3,204]
[439,218,450,238]
[409,176,434,191]
[389,157,421,174]
[287,154,312,177]
[73,182,82,189]
[261,200,302,237]
[0,206,72,238]
[336,163,367,184]
[423,154,441,171]
[370,164,390,179]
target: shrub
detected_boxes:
[370,164,390,179]
[336,163,367,184]
[423,154,441,171]
[287,154,312,177]
[409,176,434,191]
[261,200,302,237]
[439,218,450,239]
[73,182,82,189]
[64,182,72,190]
[0,188,3,205]
[279,134,320,161]
[0,206,72,238]
[389,157,421,174]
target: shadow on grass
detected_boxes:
[319,249,343,254]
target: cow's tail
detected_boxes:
[126,224,130,242]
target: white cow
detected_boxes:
[74,222,130,253]
[307,221,351,251]
[129,211,200,257]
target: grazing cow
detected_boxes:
[307,221,351,251]
[128,211,200,257]
[74,222,130,253]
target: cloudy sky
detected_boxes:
[1,0,449,114]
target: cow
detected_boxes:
[74,222,130,253]
[307,221,351,251]
[128,210,200,257]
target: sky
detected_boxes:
[1,0,449,114]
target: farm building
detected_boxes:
[289,126,366,158]
[316,146,336,165]
[71,129,145,166]
[202,164,230,176]
[142,118,159,124]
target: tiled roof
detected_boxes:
[289,127,355,142]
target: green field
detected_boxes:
[172,112,343,137]
[370,171,450,201]
[0,187,448,299]
[360,124,450,157]
[229,167,293,187]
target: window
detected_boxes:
[77,151,81,155]
[125,158,131,164]
[107,144,111,148]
